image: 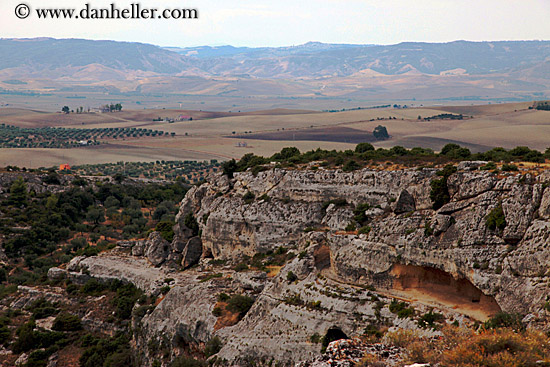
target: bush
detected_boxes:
[501,163,519,171]
[355,143,374,153]
[343,160,360,172]
[183,212,199,236]
[170,357,206,367]
[226,294,255,318]
[484,312,524,331]
[156,221,175,242]
[430,164,457,209]
[486,204,506,231]
[204,336,222,357]
[52,312,82,331]
[234,263,249,272]
[286,271,298,282]
[373,125,389,140]
[418,311,444,329]
[358,226,371,235]
[353,203,371,224]
[243,191,255,204]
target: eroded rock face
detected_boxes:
[170,168,550,316]
[75,166,550,366]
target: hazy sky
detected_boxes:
[1,0,549,47]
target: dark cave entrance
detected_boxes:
[321,327,349,352]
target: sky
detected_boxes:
[1,0,550,47]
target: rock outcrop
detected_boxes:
[74,165,550,366]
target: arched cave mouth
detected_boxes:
[389,264,501,319]
[313,245,331,270]
[321,327,348,352]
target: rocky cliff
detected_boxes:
[68,164,550,366]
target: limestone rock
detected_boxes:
[394,189,416,214]
[145,232,171,267]
[181,237,203,269]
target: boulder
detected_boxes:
[145,232,171,267]
[394,189,416,214]
[181,237,203,269]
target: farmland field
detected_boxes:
[0,101,549,168]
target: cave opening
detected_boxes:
[321,327,349,352]
[389,264,501,319]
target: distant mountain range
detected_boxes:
[1,38,549,104]
[2,38,550,78]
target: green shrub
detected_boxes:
[484,312,524,331]
[358,226,371,235]
[52,312,82,331]
[343,160,360,172]
[501,163,519,172]
[430,164,457,209]
[243,191,255,204]
[353,203,371,224]
[345,222,356,232]
[183,212,199,236]
[355,143,374,153]
[204,336,222,357]
[170,356,206,367]
[226,294,255,318]
[418,311,444,329]
[286,271,298,282]
[234,263,249,272]
[486,204,506,231]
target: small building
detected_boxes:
[59,164,71,171]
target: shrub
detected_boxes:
[160,285,171,295]
[484,312,524,331]
[243,191,255,204]
[389,299,414,318]
[226,294,254,318]
[183,212,199,236]
[418,311,444,329]
[170,357,206,367]
[234,263,249,272]
[156,221,175,242]
[343,160,360,172]
[212,307,223,317]
[373,125,389,140]
[480,161,497,170]
[486,204,506,231]
[358,226,371,235]
[310,332,322,343]
[52,312,82,331]
[355,143,374,153]
[204,336,222,357]
[353,203,371,224]
[287,271,298,282]
[430,164,457,209]
[501,163,519,172]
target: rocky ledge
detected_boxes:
[66,164,550,366]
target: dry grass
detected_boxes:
[385,326,550,367]
[2,102,550,167]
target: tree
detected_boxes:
[222,159,237,178]
[355,142,374,153]
[61,106,70,114]
[373,125,389,140]
[86,206,105,225]
[9,177,28,206]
